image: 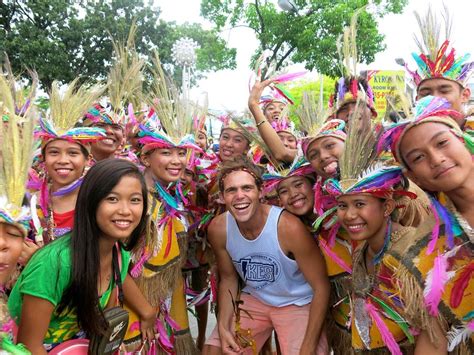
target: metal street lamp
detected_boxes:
[171,37,200,101]
[395,58,406,67]
[277,0,298,13]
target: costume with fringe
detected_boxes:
[123,53,199,354]
[321,93,424,353]
[0,63,36,354]
[381,95,474,353]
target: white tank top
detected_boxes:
[226,206,313,307]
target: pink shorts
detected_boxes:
[205,293,328,354]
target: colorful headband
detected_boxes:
[218,114,256,139]
[260,94,289,111]
[0,72,36,237]
[409,41,474,87]
[0,198,31,237]
[36,80,106,150]
[83,102,125,126]
[262,156,314,195]
[270,115,299,138]
[379,96,467,166]
[408,9,474,88]
[324,165,414,199]
[328,76,377,118]
[138,109,201,154]
[36,115,106,150]
[302,119,347,157]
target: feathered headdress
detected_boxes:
[270,106,300,138]
[260,92,289,111]
[84,24,145,126]
[227,113,269,165]
[218,111,257,141]
[35,79,106,150]
[324,111,411,199]
[408,6,474,87]
[138,52,199,154]
[1,56,37,119]
[297,92,346,157]
[328,7,377,118]
[0,72,36,236]
[380,95,470,255]
[262,153,315,195]
[379,95,468,167]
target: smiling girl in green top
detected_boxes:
[9,159,157,354]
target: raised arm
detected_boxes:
[278,212,330,354]
[207,214,241,353]
[248,79,297,163]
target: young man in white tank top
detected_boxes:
[203,157,330,355]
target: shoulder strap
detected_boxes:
[112,245,124,307]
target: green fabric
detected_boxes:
[8,234,130,345]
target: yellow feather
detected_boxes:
[0,70,36,208]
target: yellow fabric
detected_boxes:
[351,238,415,352]
[411,234,473,331]
[139,193,186,277]
[123,306,141,347]
[317,229,354,333]
[124,192,189,350]
[169,276,190,332]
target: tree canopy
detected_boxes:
[0,0,236,89]
[201,0,408,77]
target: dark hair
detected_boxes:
[217,156,263,193]
[57,158,148,336]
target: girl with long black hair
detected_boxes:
[8,159,156,353]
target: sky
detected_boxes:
[156,0,474,111]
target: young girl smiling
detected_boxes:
[9,159,155,354]
[31,79,105,245]
[123,55,201,354]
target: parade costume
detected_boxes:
[323,109,423,353]
[123,54,200,354]
[381,96,474,353]
[0,68,36,354]
[30,80,105,245]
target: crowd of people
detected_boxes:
[0,7,473,355]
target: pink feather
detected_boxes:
[130,250,149,278]
[313,180,323,216]
[156,319,174,351]
[365,300,403,355]
[423,252,456,316]
[129,321,140,333]
[328,222,340,248]
[273,71,307,83]
[319,238,352,274]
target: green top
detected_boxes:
[8,234,130,345]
